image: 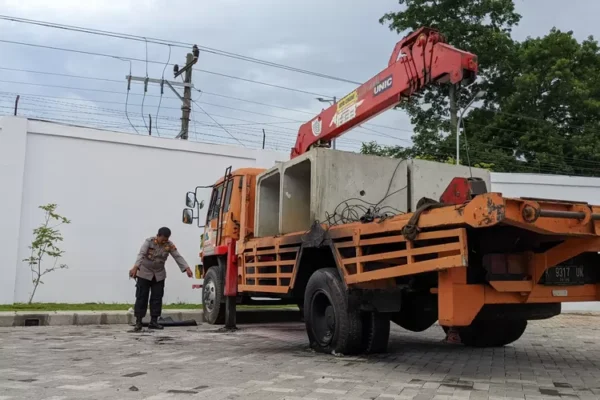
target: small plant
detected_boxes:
[23,204,71,304]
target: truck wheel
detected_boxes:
[361,312,390,354]
[203,266,225,325]
[303,268,362,355]
[443,319,527,347]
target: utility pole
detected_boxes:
[174,50,197,140]
[262,129,266,149]
[125,45,199,140]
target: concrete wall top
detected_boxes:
[25,118,288,163]
[491,172,600,202]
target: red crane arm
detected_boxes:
[290,27,478,158]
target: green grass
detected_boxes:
[0,303,297,312]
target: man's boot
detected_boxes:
[133,317,143,332]
[148,317,163,330]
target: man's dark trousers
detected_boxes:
[134,276,165,319]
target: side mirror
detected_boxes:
[185,192,196,208]
[198,200,205,210]
[182,208,194,225]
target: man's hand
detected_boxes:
[129,266,138,278]
[185,267,193,278]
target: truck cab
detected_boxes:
[183,167,292,323]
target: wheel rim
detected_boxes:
[203,280,216,312]
[310,290,335,347]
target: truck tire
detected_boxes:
[361,312,390,354]
[303,268,362,355]
[443,319,527,347]
[203,266,225,325]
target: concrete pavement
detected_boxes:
[1,314,599,399]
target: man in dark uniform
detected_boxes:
[129,227,193,331]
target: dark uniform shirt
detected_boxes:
[134,237,189,281]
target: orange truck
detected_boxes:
[182,27,600,354]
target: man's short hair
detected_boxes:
[157,227,171,238]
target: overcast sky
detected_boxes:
[1,0,599,153]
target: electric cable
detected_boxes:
[191,99,245,147]
[140,37,150,133]
[155,45,172,137]
[0,39,333,98]
[0,15,361,85]
[123,60,139,134]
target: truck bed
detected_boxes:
[237,193,600,326]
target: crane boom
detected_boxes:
[290,27,478,158]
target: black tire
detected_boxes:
[443,319,527,347]
[303,268,362,355]
[361,312,390,354]
[203,266,225,325]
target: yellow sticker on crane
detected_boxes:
[337,90,358,110]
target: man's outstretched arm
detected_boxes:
[169,244,193,277]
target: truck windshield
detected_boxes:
[206,178,234,222]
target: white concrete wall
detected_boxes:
[491,172,600,312]
[0,117,287,305]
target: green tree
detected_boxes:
[379,0,521,157]
[23,204,71,304]
[368,2,600,177]
[458,29,600,175]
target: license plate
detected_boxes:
[544,265,586,286]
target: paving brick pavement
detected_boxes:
[0,314,599,400]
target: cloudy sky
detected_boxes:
[1,0,599,153]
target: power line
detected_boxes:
[0,65,325,119]
[0,39,334,98]
[156,45,172,137]
[191,100,244,147]
[0,15,361,85]
[0,81,304,123]
[0,65,323,117]
[122,60,139,134]
[0,95,365,148]
[0,89,305,128]
[4,31,597,148]
[0,64,422,136]
[0,66,123,82]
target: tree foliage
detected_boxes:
[378,0,521,154]
[367,1,600,177]
[23,204,71,304]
